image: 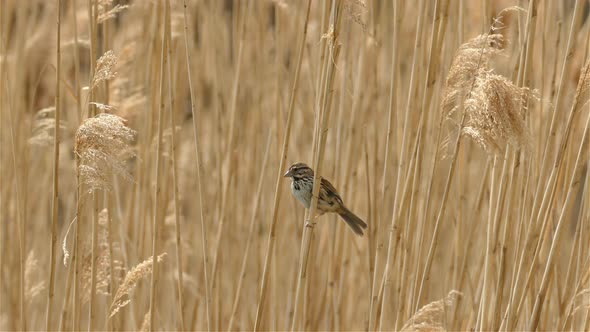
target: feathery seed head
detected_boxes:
[75,113,136,192]
[98,1,129,23]
[401,290,462,332]
[110,253,167,318]
[81,209,119,303]
[573,60,590,113]
[25,251,45,304]
[441,15,536,155]
[442,34,504,116]
[462,71,535,153]
[91,50,118,89]
[28,107,65,147]
[140,311,150,331]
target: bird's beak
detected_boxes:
[284,169,293,178]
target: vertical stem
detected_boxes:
[479,155,497,330]
[209,1,251,301]
[0,2,3,326]
[2,17,26,329]
[89,193,99,331]
[87,0,96,117]
[45,0,61,329]
[166,30,186,332]
[391,0,426,314]
[528,106,590,330]
[370,0,398,327]
[182,1,211,329]
[291,2,342,330]
[253,0,311,329]
[148,1,169,330]
[73,178,82,331]
[227,131,272,331]
[530,0,583,227]
[105,196,116,331]
[76,1,97,324]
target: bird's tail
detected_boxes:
[338,207,368,236]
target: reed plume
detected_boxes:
[74,112,136,192]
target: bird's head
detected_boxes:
[284,162,314,179]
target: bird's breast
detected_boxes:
[291,180,311,208]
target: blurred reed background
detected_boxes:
[0,0,589,331]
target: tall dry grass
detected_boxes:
[0,0,589,331]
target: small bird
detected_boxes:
[284,162,368,236]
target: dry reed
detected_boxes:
[1,1,589,331]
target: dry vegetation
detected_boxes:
[1,0,589,331]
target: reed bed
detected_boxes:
[0,0,589,331]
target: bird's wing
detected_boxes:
[320,177,344,206]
